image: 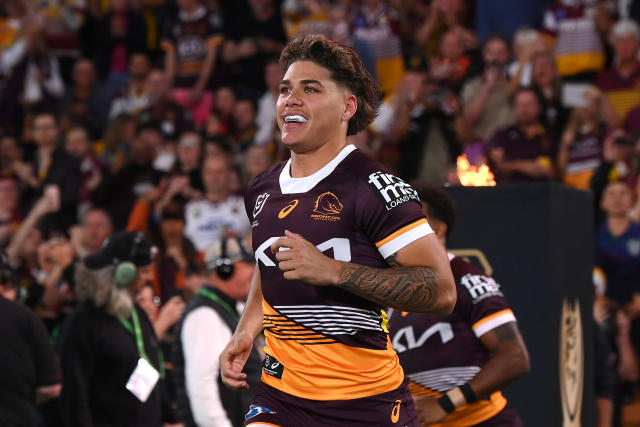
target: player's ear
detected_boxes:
[342,93,357,122]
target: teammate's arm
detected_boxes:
[469,321,530,397]
[219,264,263,390]
[272,230,456,315]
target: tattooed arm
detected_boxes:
[271,230,456,315]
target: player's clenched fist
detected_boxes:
[219,331,253,390]
[270,230,342,286]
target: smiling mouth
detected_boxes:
[284,115,308,123]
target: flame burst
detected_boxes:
[456,155,496,187]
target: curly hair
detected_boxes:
[412,181,457,238]
[279,34,378,136]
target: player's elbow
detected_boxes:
[428,278,457,316]
[507,341,531,379]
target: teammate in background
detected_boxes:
[219,34,456,426]
[388,184,530,426]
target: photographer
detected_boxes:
[374,52,462,184]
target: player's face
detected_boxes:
[277,60,349,153]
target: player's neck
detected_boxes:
[289,139,349,178]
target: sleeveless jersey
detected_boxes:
[388,257,517,426]
[245,144,433,401]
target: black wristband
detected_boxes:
[437,394,455,414]
[460,383,478,404]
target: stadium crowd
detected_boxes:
[2,0,640,425]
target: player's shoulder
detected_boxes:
[339,148,389,178]
[451,257,506,304]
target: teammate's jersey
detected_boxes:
[388,256,517,427]
[245,144,433,401]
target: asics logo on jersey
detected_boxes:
[255,237,351,266]
[367,171,419,211]
[391,400,401,423]
[311,191,343,221]
[392,323,454,353]
[253,193,270,218]
[278,199,299,219]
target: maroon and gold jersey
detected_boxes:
[388,257,517,427]
[160,7,223,88]
[245,144,433,401]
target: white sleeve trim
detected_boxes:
[378,223,434,259]
[473,311,517,338]
[182,306,234,427]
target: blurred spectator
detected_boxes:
[542,0,606,79]
[414,0,475,57]
[281,0,332,39]
[461,36,514,143]
[69,207,114,258]
[596,19,640,120]
[376,53,462,183]
[475,0,545,43]
[58,231,178,426]
[591,131,639,224]
[40,0,86,83]
[109,52,152,118]
[20,112,82,231]
[136,283,185,341]
[230,97,258,153]
[92,0,147,86]
[557,87,608,190]
[0,253,62,427]
[161,0,223,127]
[93,124,164,230]
[429,28,479,94]
[596,181,640,315]
[223,0,287,98]
[170,131,205,195]
[184,155,250,252]
[243,144,273,186]
[351,0,405,96]
[0,134,24,174]
[139,69,193,142]
[0,175,21,247]
[529,51,569,135]
[153,201,201,302]
[174,237,260,427]
[62,58,111,139]
[488,88,558,182]
[255,57,283,146]
[64,125,110,218]
[508,27,545,88]
[211,85,237,135]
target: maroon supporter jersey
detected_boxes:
[388,256,517,426]
[160,7,223,88]
[245,144,433,401]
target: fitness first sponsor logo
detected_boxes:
[560,298,583,427]
[367,172,419,211]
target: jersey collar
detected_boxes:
[279,144,356,194]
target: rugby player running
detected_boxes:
[219,34,456,426]
[388,184,530,426]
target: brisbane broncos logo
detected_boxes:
[311,192,343,221]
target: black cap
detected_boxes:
[84,231,154,270]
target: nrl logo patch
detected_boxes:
[253,193,270,219]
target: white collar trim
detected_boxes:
[279,145,356,194]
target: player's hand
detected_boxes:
[219,331,254,390]
[271,230,341,286]
[414,395,448,425]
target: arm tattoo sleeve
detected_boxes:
[336,254,440,312]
